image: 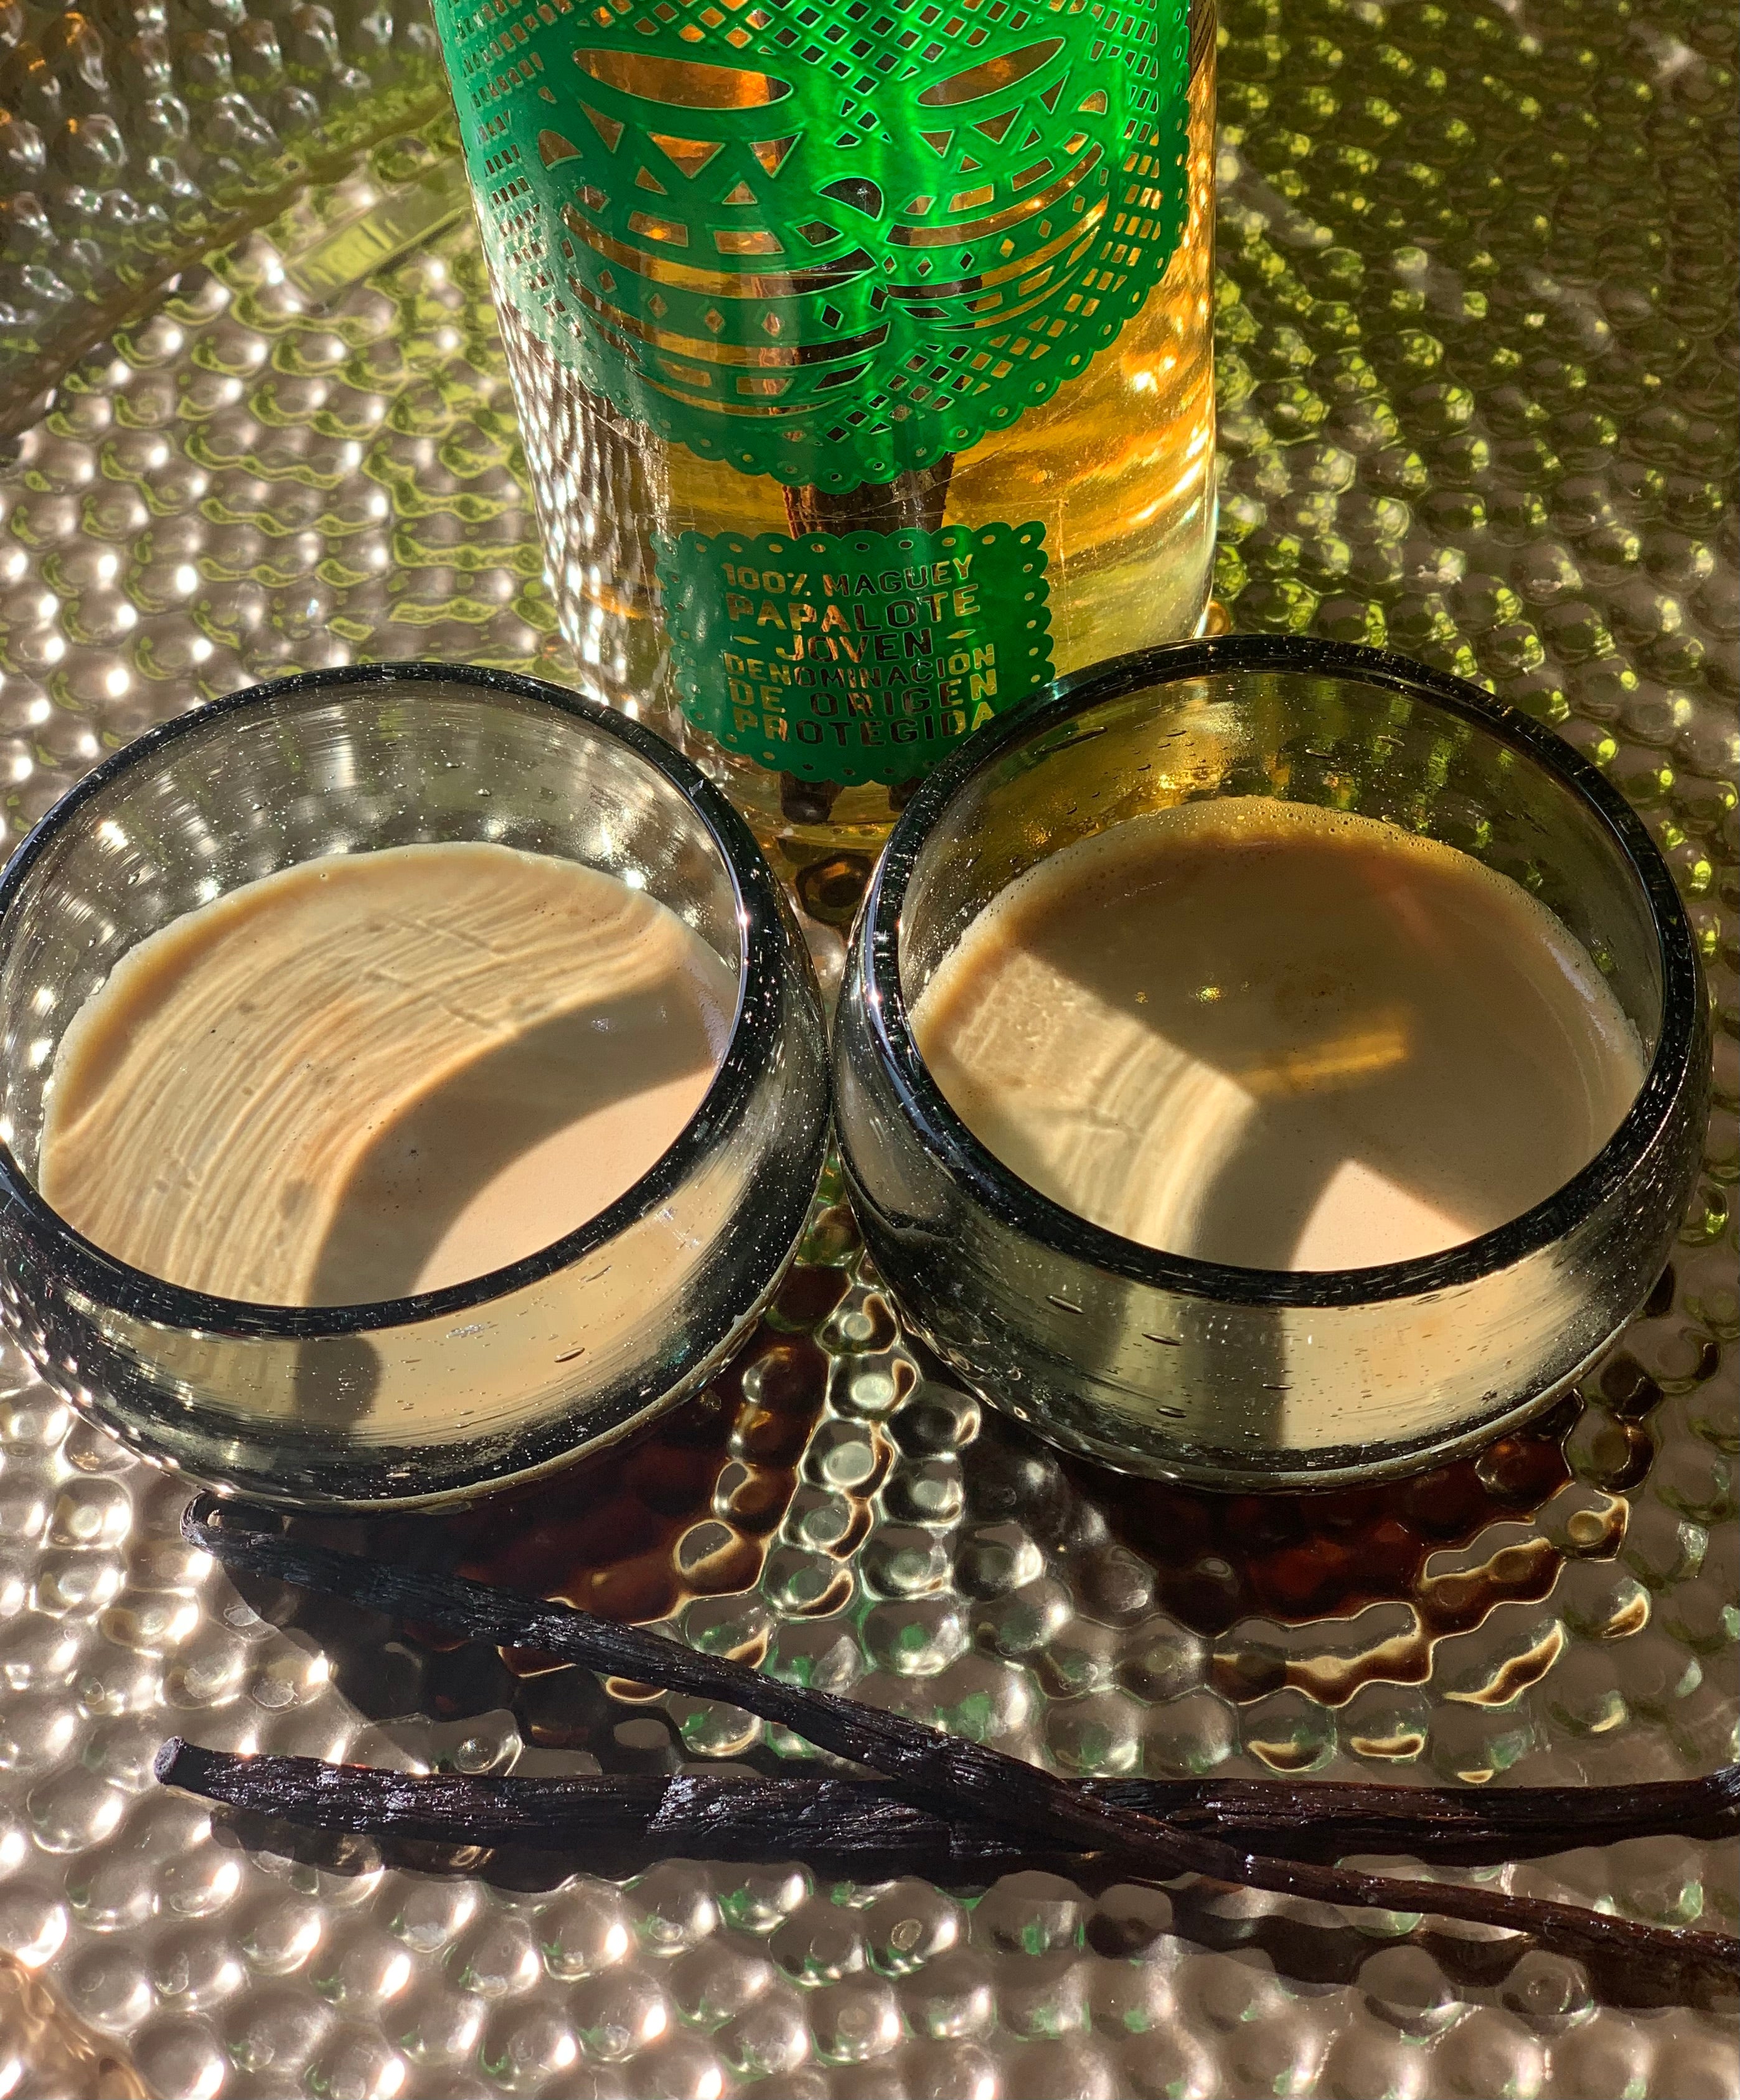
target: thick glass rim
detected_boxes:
[860,633,1704,1311]
[0,661,784,1339]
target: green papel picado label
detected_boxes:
[658,522,1052,783]
[435,0,1190,490]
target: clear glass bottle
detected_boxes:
[436,0,1217,857]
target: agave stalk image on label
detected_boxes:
[435,0,1215,827]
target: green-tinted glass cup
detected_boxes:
[834,636,1708,1489]
[0,664,830,1510]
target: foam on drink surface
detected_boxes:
[39,842,735,1307]
[910,798,1647,1273]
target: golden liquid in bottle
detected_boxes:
[500,18,1216,859]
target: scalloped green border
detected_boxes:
[659,521,1053,781]
[436,0,1189,489]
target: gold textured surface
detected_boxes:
[0,0,1734,2095]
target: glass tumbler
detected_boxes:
[833,635,1709,1488]
[0,664,830,1510]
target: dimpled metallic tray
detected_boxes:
[0,0,1736,2094]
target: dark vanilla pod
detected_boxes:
[179,1498,1739,2001]
[158,1740,1740,1874]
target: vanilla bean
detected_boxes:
[181,1499,1739,2000]
[158,1741,1740,1875]
[781,460,954,539]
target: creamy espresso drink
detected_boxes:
[39,842,735,1306]
[911,799,1647,1273]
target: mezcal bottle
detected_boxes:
[433,0,1216,852]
